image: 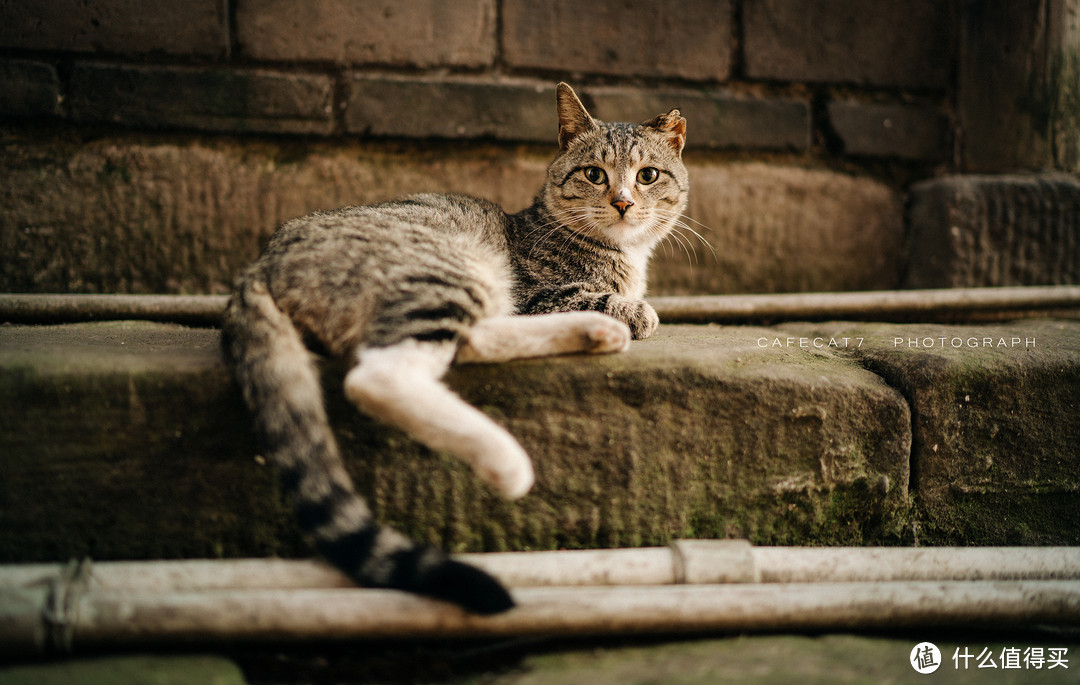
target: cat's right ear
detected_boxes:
[643,109,687,156]
[556,83,597,150]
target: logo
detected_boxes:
[911,642,942,674]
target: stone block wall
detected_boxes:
[0,0,952,158]
[0,0,1076,295]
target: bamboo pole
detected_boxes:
[649,285,1080,324]
[5,544,1080,655]
[0,558,354,594]
[3,286,1079,326]
[748,545,1080,583]
[0,294,228,326]
[3,581,1079,655]
[4,543,1080,593]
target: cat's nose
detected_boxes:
[611,188,634,215]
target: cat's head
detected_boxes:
[542,83,689,250]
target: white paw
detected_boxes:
[474,436,535,500]
[583,315,632,354]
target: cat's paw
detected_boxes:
[473,433,535,500]
[579,312,632,354]
[480,458,534,500]
[605,296,659,340]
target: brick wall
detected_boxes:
[0,0,953,163]
[3,1,1076,296]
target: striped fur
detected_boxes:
[221,84,688,613]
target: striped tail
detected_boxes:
[220,275,514,614]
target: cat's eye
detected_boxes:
[583,166,607,185]
[637,167,660,185]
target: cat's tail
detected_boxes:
[220,274,515,615]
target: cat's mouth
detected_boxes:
[600,216,652,245]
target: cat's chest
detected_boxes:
[522,248,645,297]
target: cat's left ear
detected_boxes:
[556,82,598,150]
[643,109,687,156]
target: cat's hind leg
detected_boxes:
[455,311,631,364]
[224,277,513,614]
[344,339,535,500]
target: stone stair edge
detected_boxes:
[1,316,1078,562]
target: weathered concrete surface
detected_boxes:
[0,1,226,57]
[501,0,733,81]
[344,77,812,151]
[0,655,247,685]
[0,1,955,158]
[0,135,904,295]
[586,86,810,152]
[905,174,1080,289]
[68,64,336,136]
[3,318,1078,562]
[827,100,949,160]
[236,0,496,67]
[345,77,556,143]
[0,321,294,562]
[743,0,952,89]
[783,320,1080,545]
[0,322,910,563]
[9,634,1079,684]
[0,137,547,294]
[660,160,902,294]
[451,635,1080,685]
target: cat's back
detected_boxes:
[268,193,510,254]
[245,192,516,355]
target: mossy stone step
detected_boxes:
[1,318,1077,562]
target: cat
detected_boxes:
[221,83,688,614]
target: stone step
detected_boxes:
[4,136,1076,299]
[0,135,904,297]
[8,634,1080,684]
[1,318,1078,564]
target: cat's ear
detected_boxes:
[556,83,597,150]
[643,109,687,156]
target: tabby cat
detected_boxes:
[222,83,688,614]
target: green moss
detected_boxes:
[914,490,1080,547]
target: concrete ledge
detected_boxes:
[3,318,1078,562]
[0,322,912,562]
[783,320,1080,545]
[455,634,1080,684]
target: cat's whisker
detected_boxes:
[677,224,716,258]
[655,208,714,232]
[658,235,675,259]
[663,227,697,267]
[525,210,600,259]
[652,210,717,259]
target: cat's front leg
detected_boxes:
[523,285,659,340]
[456,312,630,364]
[602,294,659,340]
